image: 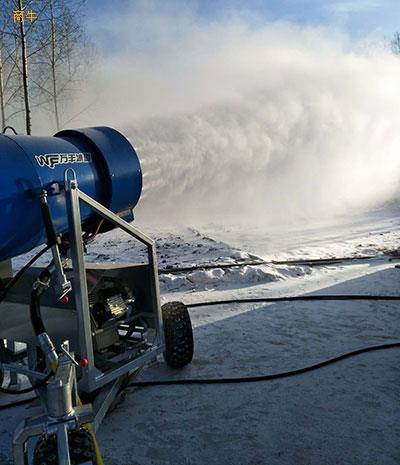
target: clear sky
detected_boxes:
[85,0,400,39]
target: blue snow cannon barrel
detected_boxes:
[0,127,142,261]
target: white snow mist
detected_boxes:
[79,3,400,226]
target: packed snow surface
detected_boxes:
[3,207,399,465]
[81,206,400,296]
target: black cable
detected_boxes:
[0,250,52,396]
[159,254,391,275]
[130,342,400,387]
[0,201,60,397]
[0,244,51,305]
[40,199,58,247]
[0,396,35,411]
[186,294,400,308]
[1,275,52,396]
[29,268,51,337]
[2,126,18,135]
[30,287,46,336]
[0,371,52,395]
[0,281,52,395]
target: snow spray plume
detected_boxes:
[78,3,400,226]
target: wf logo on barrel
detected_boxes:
[35,152,92,169]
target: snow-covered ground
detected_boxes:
[82,205,400,297]
[2,206,400,464]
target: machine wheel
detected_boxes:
[162,301,193,368]
[33,427,98,465]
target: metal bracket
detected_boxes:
[13,350,93,465]
[65,175,165,391]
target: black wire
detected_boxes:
[3,203,62,395]
[0,396,34,411]
[2,126,18,135]
[41,200,58,247]
[186,294,400,308]
[1,270,53,397]
[0,245,51,305]
[159,254,380,275]
[30,287,47,336]
[0,371,52,395]
[0,246,52,395]
[0,255,398,397]
[29,268,51,337]
[130,342,400,387]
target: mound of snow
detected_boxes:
[160,265,283,292]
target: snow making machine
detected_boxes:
[0,127,194,464]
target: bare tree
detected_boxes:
[0,42,7,129]
[0,0,45,133]
[0,0,19,130]
[18,0,32,133]
[0,0,94,133]
[391,32,400,55]
[32,0,91,131]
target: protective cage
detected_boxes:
[0,173,165,392]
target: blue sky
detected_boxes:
[85,0,400,38]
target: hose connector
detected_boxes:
[37,333,59,373]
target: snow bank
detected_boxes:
[160,265,283,292]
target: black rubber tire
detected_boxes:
[33,427,98,465]
[162,301,194,368]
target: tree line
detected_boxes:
[0,0,93,134]
[391,32,400,55]
[1,4,400,135]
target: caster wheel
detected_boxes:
[33,427,98,465]
[162,301,194,368]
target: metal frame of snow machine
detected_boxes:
[0,171,193,465]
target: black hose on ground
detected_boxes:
[159,254,396,275]
[129,294,400,387]
[130,342,400,387]
[185,294,400,308]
